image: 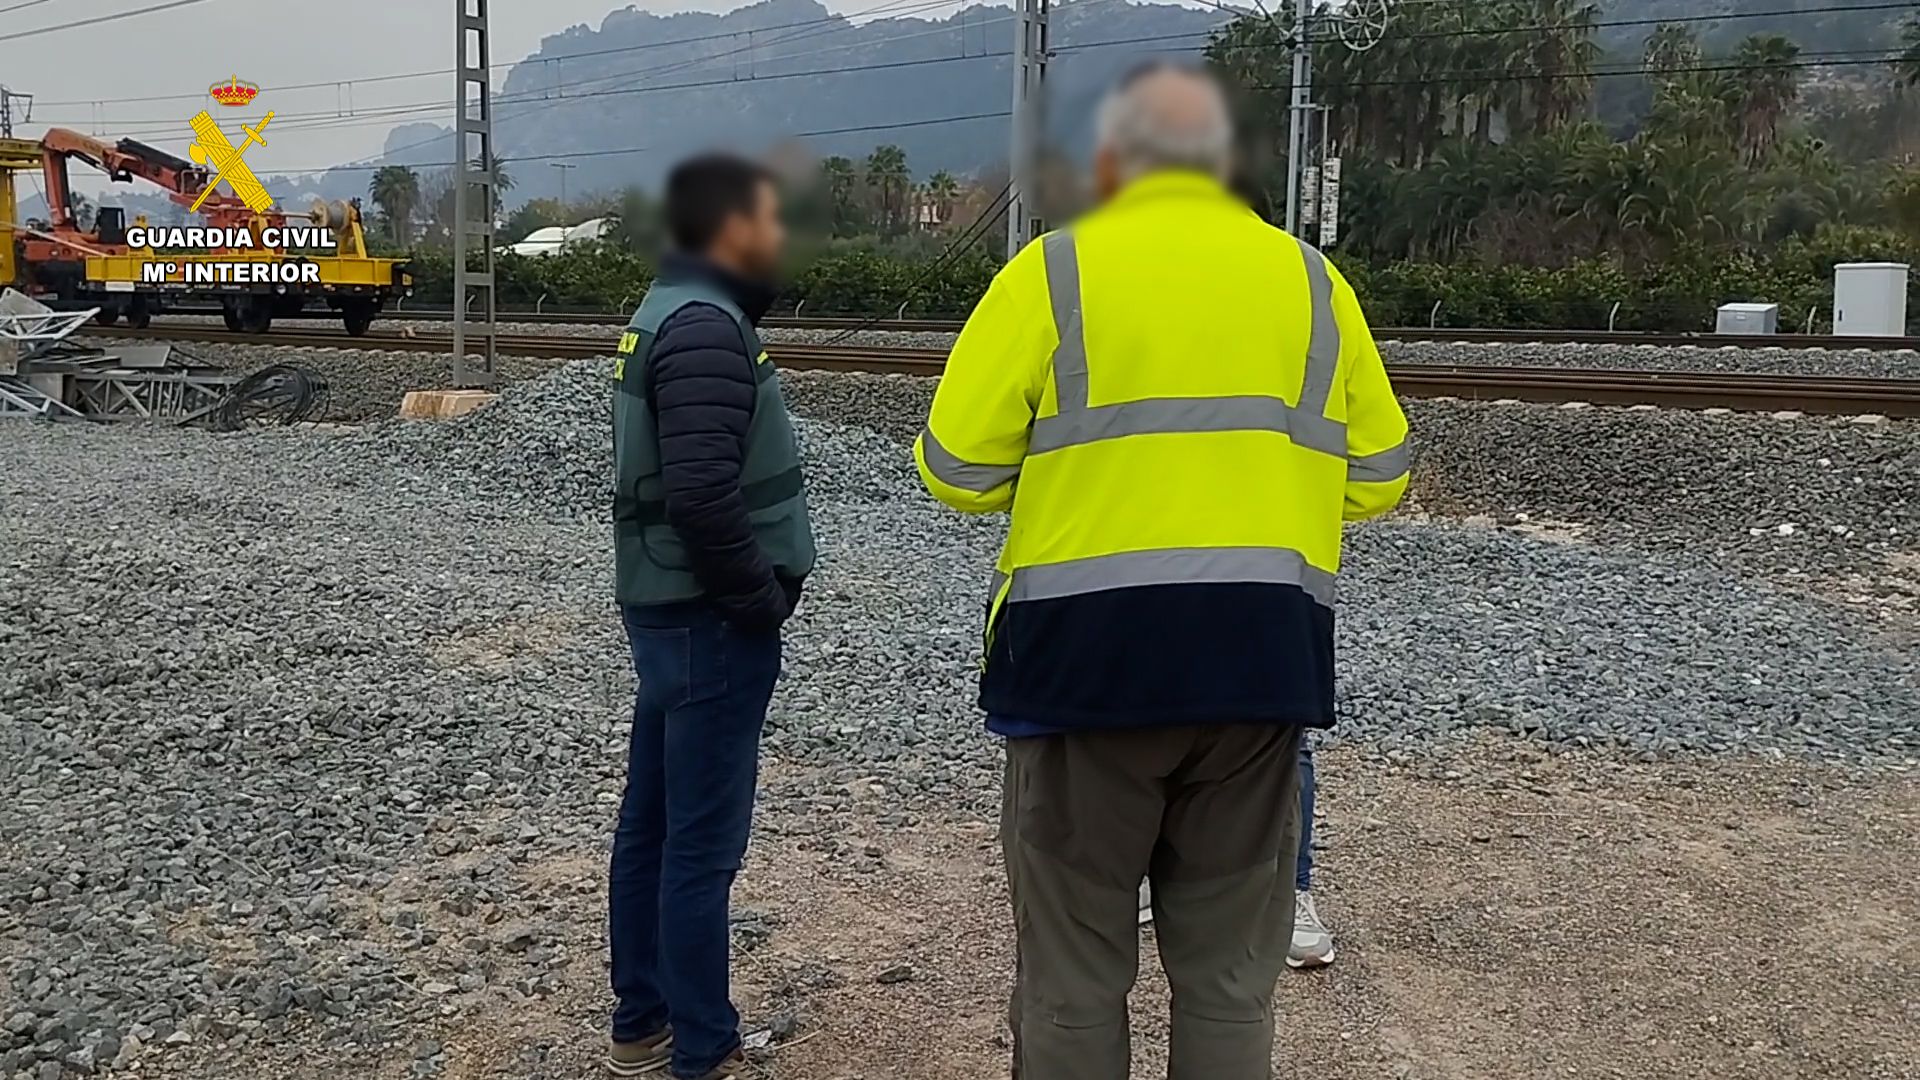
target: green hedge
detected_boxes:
[399,227,1919,332]
[1343,229,1920,333]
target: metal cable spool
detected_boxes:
[306,199,357,230]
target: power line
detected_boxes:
[1293,0,1920,48]
[42,9,1121,156]
[197,0,1022,174]
[29,0,965,108]
[258,109,1013,176]
[33,17,1018,131]
[825,179,1014,344]
[0,0,58,14]
[1242,51,1906,93]
[0,0,219,44]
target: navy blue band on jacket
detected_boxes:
[980,581,1335,736]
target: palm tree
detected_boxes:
[1888,169,1920,240]
[924,170,960,227]
[864,144,910,234]
[368,165,420,243]
[1646,67,1737,149]
[1643,23,1703,88]
[1898,15,1920,89]
[1525,0,1601,134]
[1730,33,1802,166]
[488,153,514,216]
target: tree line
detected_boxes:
[1211,3,1920,268]
[373,4,1920,331]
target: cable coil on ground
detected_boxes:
[209,365,330,430]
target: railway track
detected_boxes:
[142,306,1920,352]
[82,324,1920,417]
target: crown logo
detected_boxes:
[209,76,259,108]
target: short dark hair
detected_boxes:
[663,154,775,252]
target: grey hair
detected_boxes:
[1094,62,1233,182]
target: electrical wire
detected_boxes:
[1293,0,1920,47]
[822,178,1014,343]
[209,365,329,430]
[1240,50,1908,93]
[37,21,1021,132]
[30,0,968,109]
[0,0,220,44]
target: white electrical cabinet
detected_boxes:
[1716,303,1777,335]
[1833,262,1909,337]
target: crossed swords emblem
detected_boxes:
[186,109,276,214]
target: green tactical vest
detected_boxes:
[612,280,816,606]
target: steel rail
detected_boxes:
[119,307,1920,352]
[79,325,1920,416]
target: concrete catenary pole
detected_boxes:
[1007,0,1049,259]
[452,0,498,387]
[1282,0,1313,236]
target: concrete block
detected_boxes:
[399,389,497,420]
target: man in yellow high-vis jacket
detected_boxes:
[916,64,1408,1080]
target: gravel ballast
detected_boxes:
[2,360,1916,1075]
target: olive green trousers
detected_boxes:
[1003,724,1304,1080]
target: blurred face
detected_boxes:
[713,179,786,280]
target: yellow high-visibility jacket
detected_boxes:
[915,171,1408,734]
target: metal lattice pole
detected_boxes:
[452,0,497,387]
[0,86,32,139]
[1007,0,1048,259]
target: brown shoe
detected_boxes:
[607,1029,672,1076]
[686,1048,748,1079]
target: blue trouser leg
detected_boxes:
[609,615,671,1045]
[610,604,781,1079]
[1295,740,1316,892]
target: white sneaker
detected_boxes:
[1288,891,1336,968]
[1138,880,1154,925]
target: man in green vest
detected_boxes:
[605,154,815,1080]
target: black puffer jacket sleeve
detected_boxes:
[648,303,791,630]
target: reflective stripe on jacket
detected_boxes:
[914,170,1409,732]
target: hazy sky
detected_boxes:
[2,0,999,195]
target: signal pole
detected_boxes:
[1007,0,1048,258]
[452,0,498,387]
[550,161,576,206]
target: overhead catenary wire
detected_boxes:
[1289,0,1920,47]
[28,0,974,109]
[22,2,1901,201]
[1242,51,1909,93]
[823,179,1015,345]
[0,0,220,44]
[28,0,1903,125]
[38,21,1024,133]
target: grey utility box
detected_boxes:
[1833,262,1910,337]
[1716,302,1778,335]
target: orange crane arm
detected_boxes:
[38,128,277,227]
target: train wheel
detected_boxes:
[237,299,272,334]
[127,298,151,330]
[341,301,376,337]
[93,308,120,327]
[222,303,242,331]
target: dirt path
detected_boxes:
[164,741,1918,1080]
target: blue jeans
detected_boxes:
[1296,740,1316,892]
[609,603,781,1079]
